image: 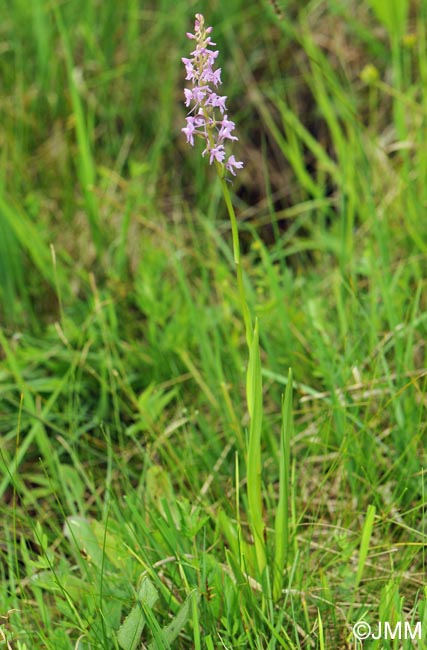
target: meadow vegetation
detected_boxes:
[1,0,427,648]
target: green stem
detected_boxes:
[220,177,253,349]
[218,172,266,577]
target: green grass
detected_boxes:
[1,0,427,648]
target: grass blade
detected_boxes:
[355,504,376,591]
[273,368,293,601]
[52,4,101,251]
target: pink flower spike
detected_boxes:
[182,14,243,178]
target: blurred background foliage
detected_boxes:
[1,0,424,326]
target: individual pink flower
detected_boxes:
[225,155,244,176]
[203,143,226,164]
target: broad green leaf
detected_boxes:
[63,516,104,570]
[145,465,177,523]
[148,590,198,650]
[117,577,159,650]
[90,519,128,570]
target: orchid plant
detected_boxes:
[182,13,293,600]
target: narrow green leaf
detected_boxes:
[366,0,409,39]
[52,4,101,250]
[246,319,266,575]
[273,368,293,601]
[354,504,376,590]
[0,193,52,283]
[318,609,325,650]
